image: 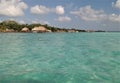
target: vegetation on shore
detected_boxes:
[0,20,85,32]
[0,20,105,33]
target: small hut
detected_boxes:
[21,27,30,32]
[32,26,51,32]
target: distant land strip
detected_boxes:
[0,20,105,33]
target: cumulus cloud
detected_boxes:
[56,16,71,22]
[30,5,64,15]
[70,5,120,22]
[30,5,50,14]
[112,0,120,9]
[40,21,50,25]
[109,14,120,22]
[70,5,106,21]
[32,20,50,24]
[0,0,28,17]
[18,20,25,24]
[31,20,39,24]
[55,6,64,15]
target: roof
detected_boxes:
[32,26,47,31]
[21,27,29,31]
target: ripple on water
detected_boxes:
[0,33,120,83]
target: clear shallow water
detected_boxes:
[0,32,120,83]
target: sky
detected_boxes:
[0,0,120,31]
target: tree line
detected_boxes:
[0,20,86,32]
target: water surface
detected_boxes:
[0,32,120,83]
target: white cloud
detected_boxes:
[30,5,64,15]
[55,5,64,15]
[109,13,120,22]
[56,16,71,22]
[40,21,50,25]
[70,5,106,21]
[18,20,25,24]
[32,20,39,24]
[0,0,28,17]
[112,0,120,9]
[30,5,50,14]
[32,20,50,24]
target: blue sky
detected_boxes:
[0,0,120,31]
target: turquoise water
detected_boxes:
[0,32,120,83]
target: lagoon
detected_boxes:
[0,32,120,83]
